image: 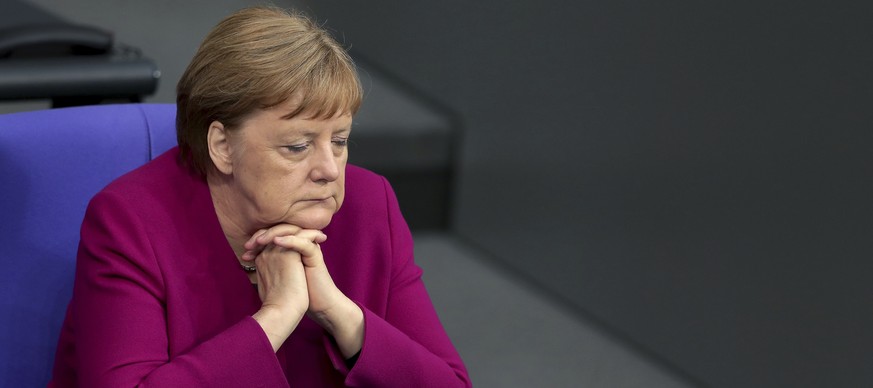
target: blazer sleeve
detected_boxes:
[324,177,472,387]
[70,190,288,387]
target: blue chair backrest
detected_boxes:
[0,103,177,387]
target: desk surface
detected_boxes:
[0,0,158,104]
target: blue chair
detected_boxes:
[0,103,177,387]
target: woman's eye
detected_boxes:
[286,144,308,153]
[332,138,349,147]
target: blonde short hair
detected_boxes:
[176,6,362,175]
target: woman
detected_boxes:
[49,6,470,387]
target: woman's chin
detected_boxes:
[288,210,335,230]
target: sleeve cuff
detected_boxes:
[323,300,368,376]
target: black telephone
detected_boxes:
[0,23,112,58]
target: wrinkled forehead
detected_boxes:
[254,94,351,123]
[263,67,362,122]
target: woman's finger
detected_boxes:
[244,224,303,250]
[242,225,325,261]
[243,228,269,250]
[273,229,327,244]
[272,235,323,266]
[253,244,309,315]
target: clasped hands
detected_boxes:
[242,224,363,357]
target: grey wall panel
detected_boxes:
[308,1,873,387]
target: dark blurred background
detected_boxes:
[3,1,872,387]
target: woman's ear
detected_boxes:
[207,121,233,175]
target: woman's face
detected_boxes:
[219,99,352,231]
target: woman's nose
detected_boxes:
[309,142,341,182]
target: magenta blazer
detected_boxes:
[49,148,471,387]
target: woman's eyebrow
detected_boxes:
[283,128,348,138]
